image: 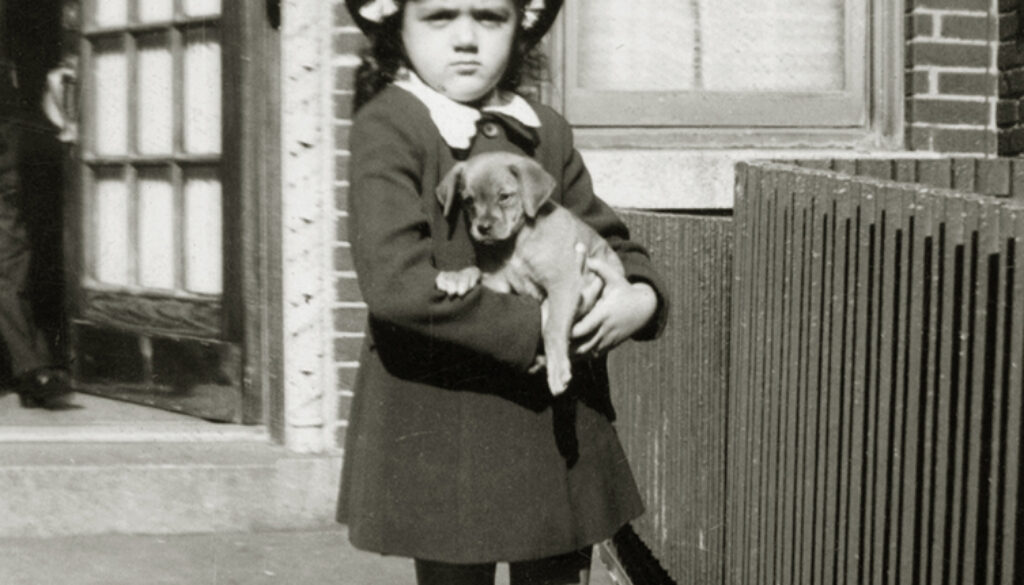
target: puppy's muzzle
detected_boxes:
[471,218,507,244]
[473,221,494,238]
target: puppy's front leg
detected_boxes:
[435,266,481,297]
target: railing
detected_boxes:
[727,161,1024,585]
[610,211,733,585]
[609,159,1024,585]
[792,157,1024,197]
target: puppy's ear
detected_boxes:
[510,158,556,218]
[436,162,466,217]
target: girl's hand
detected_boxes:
[571,257,657,358]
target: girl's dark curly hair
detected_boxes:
[353,0,548,113]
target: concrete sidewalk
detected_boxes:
[0,527,619,585]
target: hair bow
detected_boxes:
[358,0,547,29]
[359,0,400,23]
[523,0,545,29]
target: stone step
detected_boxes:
[0,441,342,538]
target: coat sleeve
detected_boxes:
[547,114,670,341]
[347,103,542,372]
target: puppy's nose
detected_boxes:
[476,223,492,235]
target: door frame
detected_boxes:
[63,1,283,430]
[222,3,283,430]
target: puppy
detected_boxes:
[434,151,625,396]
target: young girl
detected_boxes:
[338,1,668,583]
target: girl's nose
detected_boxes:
[451,17,478,50]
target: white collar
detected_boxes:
[394,70,541,150]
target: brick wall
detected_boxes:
[998,0,1024,153]
[332,1,365,449]
[906,0,998,154]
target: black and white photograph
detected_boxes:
[0,1,1021,584]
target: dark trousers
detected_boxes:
[1,119,52,378]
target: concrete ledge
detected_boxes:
[0,442,342,538]
[0,424,268,443]
[583,149,943,209]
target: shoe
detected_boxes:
[18,368,75,410]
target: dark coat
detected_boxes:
[337,86,669,564]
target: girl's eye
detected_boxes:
[423,10,456,24]
[474,9,511,26]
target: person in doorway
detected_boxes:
[336,1,669,583]
[1,53,73,410]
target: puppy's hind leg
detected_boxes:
[541,282,581,396]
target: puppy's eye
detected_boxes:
[498,192,513,203]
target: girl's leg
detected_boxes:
[414,558,497,585]
[508,547,593,585]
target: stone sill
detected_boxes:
[583,149,949,210]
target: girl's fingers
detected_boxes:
[576,323,620,357]
[575,332,601,356]
[572,308,602,339]
[585,256,625,283]
[577,272,604,317]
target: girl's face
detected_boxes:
[402,0,518,103]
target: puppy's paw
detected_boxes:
[546,355,572,396]
[435,266,481,297]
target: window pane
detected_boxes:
[92,39,128,155]
[184,0,221,18]
[183,27,222,154]
[93,169,130,286]
[578,0,696,91]
[93,0,128,27]
[137,0,174,22]
[137,34,173,155]
[702,0,844,91]
[576,0,844,92]
[184,168,222,294]
[137,168,176,290]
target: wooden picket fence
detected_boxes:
[611,158,1024,585]
[610,210,733,585]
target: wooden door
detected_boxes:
[67,0,248,422]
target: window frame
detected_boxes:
[544,0,903,149]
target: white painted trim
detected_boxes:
[907,37,989,46]
[909,8,991,17]
[989,0,1000,152]
[280,0,337,453]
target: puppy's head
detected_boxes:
[436,152,556,245]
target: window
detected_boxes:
[550,0,900,146]
[83,0,224,295]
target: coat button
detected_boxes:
[480,122,500,138]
